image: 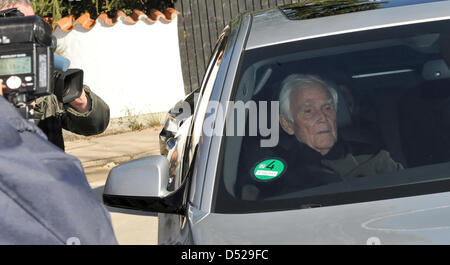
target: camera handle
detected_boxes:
[7,93,35,123]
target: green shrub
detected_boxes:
[31,0,176,24]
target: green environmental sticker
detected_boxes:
[253,159,286,181]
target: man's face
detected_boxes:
[281,83,338,155]
[2,3,35,16]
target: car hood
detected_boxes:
[189,193,450,244]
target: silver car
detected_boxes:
[103,0,450,244]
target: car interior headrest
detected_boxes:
[335,86,353,128]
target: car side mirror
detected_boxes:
[102,155,186,214]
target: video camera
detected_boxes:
[0,8,84,121]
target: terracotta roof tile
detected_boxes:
[52,8,179,32]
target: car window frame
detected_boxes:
[212,17,450,214]
[178,26,232,207]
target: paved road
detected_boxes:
[90,180,158,245]
[65,127,162,245]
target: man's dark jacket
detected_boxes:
[0,96,117,244]
[35,86,110,150]
[236,131,403,200]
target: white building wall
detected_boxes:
[53,16,185,118]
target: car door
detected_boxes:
[157,23,234,245]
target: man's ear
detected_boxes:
[280,115,295,135]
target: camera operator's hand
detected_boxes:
[0,80,3,96]
[69,87,90,113]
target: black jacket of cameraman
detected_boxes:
[34,85,110,150]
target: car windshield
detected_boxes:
[213,18,450,213]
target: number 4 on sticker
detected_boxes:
[253,159,286,181]
[266,161,275,170]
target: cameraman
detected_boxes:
[0,0,110,151]
[0,80,117,244]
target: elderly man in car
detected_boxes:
[237,74,404,200]
[278,74,403,180]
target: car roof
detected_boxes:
[246,0,450,50]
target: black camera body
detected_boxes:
[0,15,54,100]
[0,10,84,121]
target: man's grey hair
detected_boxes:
[279,74,338,121]
[0,0,31,9]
